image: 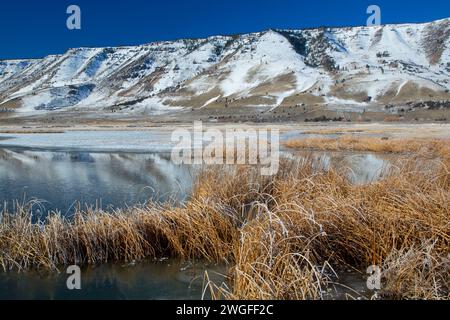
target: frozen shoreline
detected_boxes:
[0,130,176,153]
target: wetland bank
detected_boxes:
[0,124,448,300]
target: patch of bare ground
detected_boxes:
[328,80,370,103]
[0,97,22,110]
[163,87,223,109]
[279,92,325,106]
[379,81,450,104]
[248,73,296,96]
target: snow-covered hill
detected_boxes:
[0,18,449,116]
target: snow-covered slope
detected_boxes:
[0,18,449,116]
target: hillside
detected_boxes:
[0,18,449,121]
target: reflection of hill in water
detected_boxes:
[289,150,395,184]
[0,149,196,215]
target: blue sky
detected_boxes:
[0,0,449,59]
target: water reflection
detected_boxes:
[0,149,196,215]
[290,150,393,184]
[0,259,226,300]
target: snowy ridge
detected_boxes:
[0,18,449,115]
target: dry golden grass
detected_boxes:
[0,155,448,300]
[284,136,450,162]
[209,158,449,300]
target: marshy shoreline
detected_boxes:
[0,135,448,300]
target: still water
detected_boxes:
[0,259,226,300]
[0,149,195,215]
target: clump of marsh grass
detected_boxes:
[380,242,449,300]
[0,153,448,300]
[227,203,331,300]
[0,201,238,272]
